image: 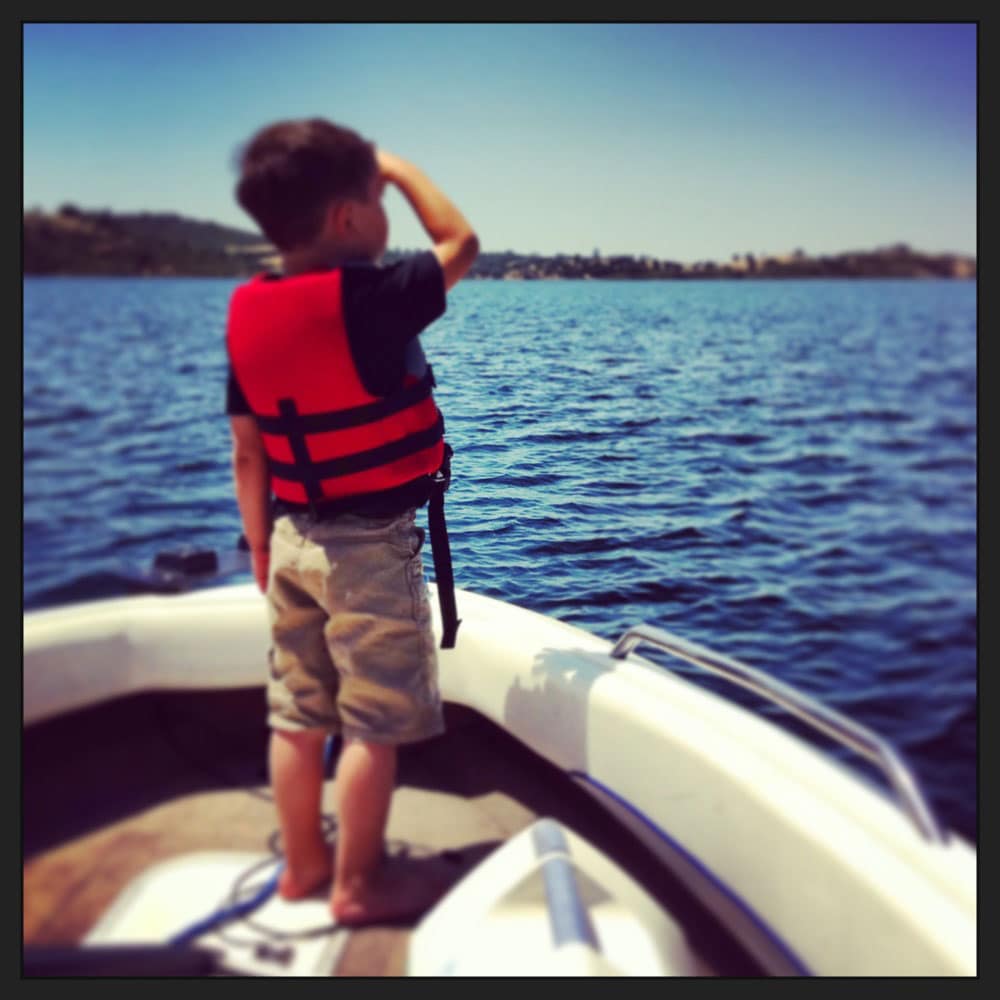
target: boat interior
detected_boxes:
[23,685,767,976]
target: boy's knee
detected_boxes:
[272,727,329,748]
[343,734,397,756]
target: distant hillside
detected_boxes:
[23,205,278,276]
[395,245,976,281]
[23,205,976,280]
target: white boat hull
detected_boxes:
[23,582,976,975]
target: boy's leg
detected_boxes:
[330,737,396,910]
[318,512,448,923]
[269,728,332,899]
[330,736,448,924]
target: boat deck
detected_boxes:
[24,687,763,976]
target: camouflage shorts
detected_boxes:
[265,508,444,745]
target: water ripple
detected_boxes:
[23,276,977,843]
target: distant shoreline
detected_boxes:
[23,206,976,281]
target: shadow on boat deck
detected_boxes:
[23,687,765,974]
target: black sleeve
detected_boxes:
[341,251,446,397]
[225,366,251,415]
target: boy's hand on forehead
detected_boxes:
[372,147,479,290]
[376,149,403,184]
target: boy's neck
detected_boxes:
[281,244,377,276]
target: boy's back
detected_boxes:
[226,253,447,516]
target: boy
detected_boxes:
[224,118,478,924]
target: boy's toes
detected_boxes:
[278,862,332,900]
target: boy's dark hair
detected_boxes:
[235,118,377,251]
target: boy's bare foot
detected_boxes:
[278,856,333,900]
[330,855,452,926]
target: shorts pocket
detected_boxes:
[406,548,431,624]
[410,525,426,557]
[390,515,424,560]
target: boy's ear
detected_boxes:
[326,199,353,237]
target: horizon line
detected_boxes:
[22,202,977,266]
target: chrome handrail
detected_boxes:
[610,623,945,843]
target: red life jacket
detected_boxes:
[226,268,445,505]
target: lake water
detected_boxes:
[23,275,977,843]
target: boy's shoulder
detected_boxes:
[342,251,446,322]
[341,252,446,394]
[344,250,443,281]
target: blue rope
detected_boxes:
[167,733,338,949]
[168,859,285,948]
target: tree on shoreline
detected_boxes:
[23,206,976,280]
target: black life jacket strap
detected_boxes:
[428,443,460,649]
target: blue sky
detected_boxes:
[23,23,976,263]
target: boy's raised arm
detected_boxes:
[377,151,479,290]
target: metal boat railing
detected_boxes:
[610,623,945,843]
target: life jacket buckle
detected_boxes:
[432,443,454,493]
